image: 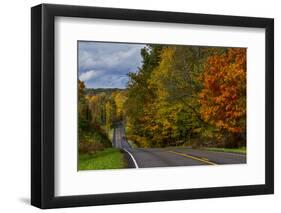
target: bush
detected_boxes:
[127,134,150,148]
[79,127,112,154]
[79,141,104,154]
[189,138,204,149]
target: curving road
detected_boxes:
[113,123,246,168]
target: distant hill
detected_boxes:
[85,88,125,96]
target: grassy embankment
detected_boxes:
[79,148,126,170]
[78,129,126,170]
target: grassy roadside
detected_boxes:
[79,148,126,170]
[202,147,246,154]
[127,140,138,148]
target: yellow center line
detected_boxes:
[167,151,217,165]
[201,157,209,161]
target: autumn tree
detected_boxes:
[200,48,246,147]
[113,91,127,122]
[125,45,163,146]
[78,80,91,132]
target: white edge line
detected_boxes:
[123,148,139,169]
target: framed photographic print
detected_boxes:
[31,3,274,209]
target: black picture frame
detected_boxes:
[31,3,274,209]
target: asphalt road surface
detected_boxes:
[113,124,246,168]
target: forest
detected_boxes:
[78,44,246,166]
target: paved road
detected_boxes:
[113,124,246,168]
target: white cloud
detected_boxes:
[79,42,145,73]
[79,70,101,81]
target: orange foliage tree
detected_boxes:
[200,48,246,140]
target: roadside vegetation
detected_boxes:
[79,148,126,170]
[78,81,127,170]
[125,45,246,150]
[202,147,246,154]
[127,140,138,149]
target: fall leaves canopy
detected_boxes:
[200,48,246,134]
[124,45,246,148]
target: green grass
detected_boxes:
[79,148,126,170]
[202,147,246,154]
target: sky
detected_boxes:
[78,41,146,89]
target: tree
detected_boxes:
[105,97,117,128]
[125,45,163,142]
[113,91,127,122]
[147,46,210,146]
[199,48,246,147]
[78,80,91,132]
